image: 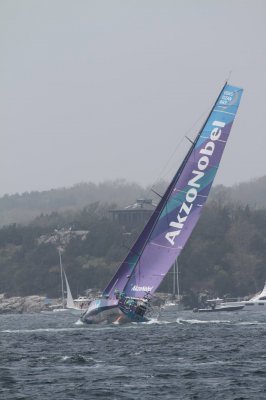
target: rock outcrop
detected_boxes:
[0,293,61,314]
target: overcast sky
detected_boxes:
[1,0,265,196]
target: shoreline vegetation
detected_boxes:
[1,177,266,228]
[0,178,266,307]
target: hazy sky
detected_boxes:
[1,0,266,196]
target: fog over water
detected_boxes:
[1,0,265,196]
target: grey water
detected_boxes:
[1,308,266,400]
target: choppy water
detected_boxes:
[1,308,266,399]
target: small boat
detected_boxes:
[81,82,243,324]
[63,271,91,315]
[73,296,91,309]
[52,249,90,315]
[51,249,70,313]
[194,298,244,313]
[164,260,183,309]
[242,282,266,310]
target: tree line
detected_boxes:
[0,199,265,306]
[1,175,266,227]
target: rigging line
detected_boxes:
[162,81,228,228]
[124,83,228,294]
[122,244,140,258]
[185,136,194,145]
[151,189,163,199]
[123,83,228,295]
[226,70,232,83]
[151,136,187,187]
[151,105,215,189]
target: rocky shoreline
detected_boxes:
[0,294,62,314]
[0,292,170,314]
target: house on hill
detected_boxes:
[109,198,156,230]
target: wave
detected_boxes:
[1,327,84,334]
[237,321,266,326]
[74,319,84,325]
[131,317,171,325]
[177,318,231,324]
[176,318,266,326]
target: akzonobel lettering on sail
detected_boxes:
[165,120,225,246]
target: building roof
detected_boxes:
[110,198,156,213]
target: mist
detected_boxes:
[1,0,265,196]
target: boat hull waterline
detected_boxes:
[80,299,131,324]
[241,282,266,311]
[195,305,245,313]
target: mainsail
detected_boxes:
[104,83,243,300]
[63,270,75,309]
[81,82,243,324]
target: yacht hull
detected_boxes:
[242,302,266,311]
[81,299,130,324]
[195,305,244,313]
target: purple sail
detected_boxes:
[82,83,243,325]
[103,83,243,301]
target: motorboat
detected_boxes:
[242,282,266,311]
[194,298,245,313]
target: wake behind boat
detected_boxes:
[81,82,243,325]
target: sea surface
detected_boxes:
[1,307,266,400]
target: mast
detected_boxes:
[100,81,224,299]
[123,82,243,299]
[123,83,228,291]
[176,260,180,302]
[172,259,180,301]
[172,261,176,299]
[59,249,65,309]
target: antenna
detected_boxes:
[226,70,232,83]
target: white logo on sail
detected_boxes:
[132,285,153,292]
[165,120,225,246]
